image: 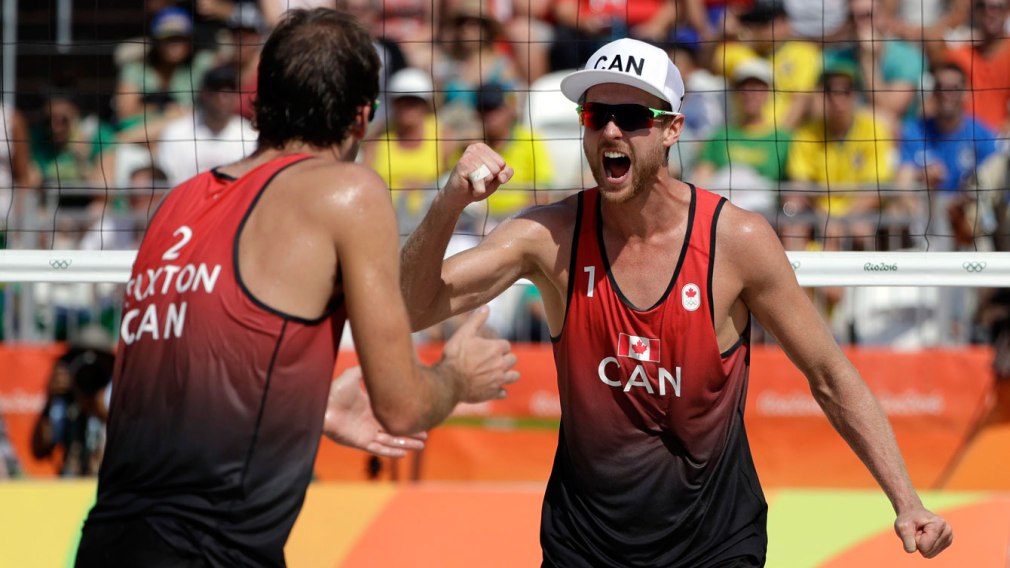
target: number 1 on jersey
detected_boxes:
[163,226,193,260]
[584,266,595,298]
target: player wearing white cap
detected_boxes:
[402,37,952,566]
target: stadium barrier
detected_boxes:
[1,343,1001,489]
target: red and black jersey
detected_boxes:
[542,186,767,567]
[86,154,346,567]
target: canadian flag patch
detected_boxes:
[682,283,701,311]
[617,333,660,362]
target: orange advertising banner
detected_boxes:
[0,344,996,487]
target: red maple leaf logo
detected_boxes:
[685,287,697,298]
[632,340,648,355]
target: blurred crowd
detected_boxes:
[5,0,1010,479]
[2,0,1010,343]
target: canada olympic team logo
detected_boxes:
[682,283,701,312]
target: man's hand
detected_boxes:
[440,306,520,402]
[894,507,953,558]
[443,144,515,209]
[323,367,426,458]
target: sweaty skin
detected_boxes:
[402,83,953,559]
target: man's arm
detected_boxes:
[400,143,525,331]
[331,165,519,436]
[722,207,953,558]
[323,366,426,458]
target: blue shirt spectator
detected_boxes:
[899,116,999,193]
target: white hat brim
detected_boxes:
[560,69,671,107]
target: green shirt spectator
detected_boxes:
[696,125,791,183]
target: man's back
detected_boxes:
[88,155,345,567]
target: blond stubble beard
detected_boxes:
[589,140,668,204]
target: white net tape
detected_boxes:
[1,249,1007,287]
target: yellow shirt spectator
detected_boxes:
[716,41,822,129]
[370,115,448,216]
[486,125,556,217]
[788,109,895,216]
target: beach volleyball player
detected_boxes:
[75,9,518,567]
[401,38,953,566]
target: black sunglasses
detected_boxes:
[367,99,380,123]
[576,102,679,131]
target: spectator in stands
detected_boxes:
[884,0,971,40]
[114,6,216,145]
[30,93,115,202]
[504,0,555,84]
[468,82,556,219]
[722,0,822,130]
[371,0,438,74]
[363,68,453,233]
[214,3,268,121]
[0,104,40,232]
[548,0,701,72]
[786,62,895,250]
[693,58,791,218]
[0,412,19,478]
[783,0,849,41]
[435,0,521,110]
[336,0,409,101]
[896,63,1001,249]
[666,28,726,177]
[977,287,1010,424]
[156,65,258,187]
[31,325,115,477]
[823,0,925,129]
[79,165,170,251]
[929,0,1010,133]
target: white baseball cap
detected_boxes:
[731,57,773,86]
[387,68,434,102]
[560,38,685,112]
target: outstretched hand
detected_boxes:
[444,143,515,207]
[894,506,953,558]
[323,366,427,458]
[442,306,520,403]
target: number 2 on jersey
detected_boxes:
[162,226,193,260]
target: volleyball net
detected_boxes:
[3,0,1010,344]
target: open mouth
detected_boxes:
[603,151,631,184]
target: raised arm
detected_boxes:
[334,166,518,435]
[401,143,523,330]
[723,207,953,558]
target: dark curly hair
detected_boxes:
[254,8,380,149]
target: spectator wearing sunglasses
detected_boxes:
[400,37,951,566]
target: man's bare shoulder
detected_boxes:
[265,159,393,231]
[715,201,794,286]
[289,159,388,204]
[716,201,782,254]
[504,191,581,239]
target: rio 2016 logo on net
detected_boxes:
[863,262,898,272]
